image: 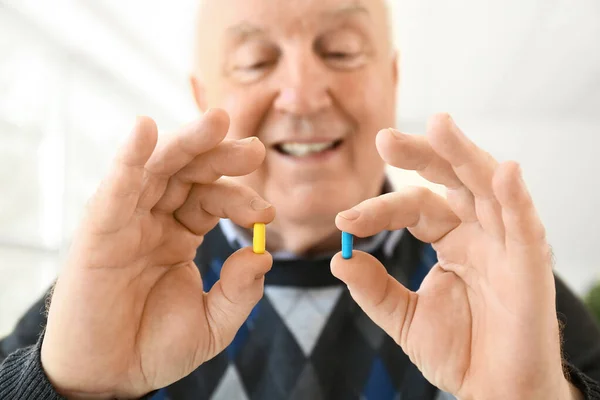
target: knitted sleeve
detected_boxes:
[0,333,64,400]
[0,333,159,400]
[566,362,600,399]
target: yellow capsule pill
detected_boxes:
[253,223,266,254]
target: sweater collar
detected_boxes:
[217,179,403,262]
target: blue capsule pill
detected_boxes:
[342,231,353,259]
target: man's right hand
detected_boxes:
[41,109,275,399]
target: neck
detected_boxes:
[263,180,391,256]
[266,219,341,256]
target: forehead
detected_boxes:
[199,0,387,37]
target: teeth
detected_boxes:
[279,141,336,157]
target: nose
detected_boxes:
[273,49,333,116]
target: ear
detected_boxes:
[190,74,208,112]
[392,50,400,87]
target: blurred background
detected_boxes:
[1,0,599,336]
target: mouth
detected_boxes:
[273,139,344,158]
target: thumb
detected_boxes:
[203,247,272,360]
[331,251,416,347]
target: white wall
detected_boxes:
[388,0,600,294]
[0,1,189,336]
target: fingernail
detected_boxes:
[388,128,404,139]
[338,209,360,221]
[239,136,257,144]
[446,114,461,135]
[251,198,272,210]
[516,164,526,186]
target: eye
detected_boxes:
[322,49,366,69]
[231,59,276,83]
[325,51,359,61]
[227,41,280,83]
[238,60,274,71]
[317,30,369,70]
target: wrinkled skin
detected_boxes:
[332,114,577,400]
[42,111,276,398]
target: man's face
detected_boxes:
[193,0,397,233]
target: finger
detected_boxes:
[87,117,158,233]
[336,187,460,244]
[174,180,276,236]
[376,129,462,188]
[203,247,272,359]
[493,162,551,272]
[376,128,478,222]
[179,137,265,183]
[331,251,416,348]
[137,109,230,211]
[153,137,266,213]
[427,113,504,238]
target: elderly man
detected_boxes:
[2,0,600,399]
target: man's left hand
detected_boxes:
[332,113,579,400]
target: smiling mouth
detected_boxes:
[273,139,344,157]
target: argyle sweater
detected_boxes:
[2,226,600,399]
[158,226,440,400]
